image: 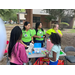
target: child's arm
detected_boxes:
[33,35,41,38]
[46,51,56,61]
[20,40,27,47]
[31,37,34,44]
[20,45,29,63]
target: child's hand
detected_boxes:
[25,45,27,48]
[31,41,34,44]
[43,36,45,38]
[55,29,58,33]
[38,36,41,38]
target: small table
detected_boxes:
[28,53,45,58]
[28,49,66,58]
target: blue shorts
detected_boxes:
[49,60,58,65]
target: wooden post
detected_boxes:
[48,21,52,28]
[25,9,33,28]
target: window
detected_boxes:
[33,17,40,23]
[20,20,23,22]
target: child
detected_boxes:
[46,33,61,65]
[8,26,29,65]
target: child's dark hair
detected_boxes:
[50,33,61,45]
[35,22,43,35]
[8,26,22,58]
[23,21,30,30]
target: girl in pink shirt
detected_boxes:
[8,26,29,65]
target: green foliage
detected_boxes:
[44,9,72,22]
[0,9,25,22]
[19,9,25,12]
[59,22,69,30]
[68,29,75,33]
[44,9,58,22]
[60,22,69,26]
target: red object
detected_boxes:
[57,60,64,65]
[4,49,8,54]
[4,41,9,54]
[33,57,64,65]
[6,41,9,44]
[33,57,50,65]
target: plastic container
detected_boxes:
[34,43,41,48]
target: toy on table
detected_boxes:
[28,52,31,55]
[36,49,40,53]
[34,43,41,54]
[41,50,49,55]
[34,48,43,54]
[32,51,35,54]
[26,43,34,53]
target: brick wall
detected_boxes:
[40,15,48,28]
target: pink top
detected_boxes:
[10,42,29,65]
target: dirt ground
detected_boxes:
[0,25,75,65]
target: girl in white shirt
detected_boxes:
[46,33,61,65]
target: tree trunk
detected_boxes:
[48,21,52,28]
[9,19,11,24]
[69,18,74,29]
[58,17,61,25]
[50,21,52,28]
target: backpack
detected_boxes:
[33,28,46,43]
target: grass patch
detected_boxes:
[73,26,75,28]
[68,29,75,33]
